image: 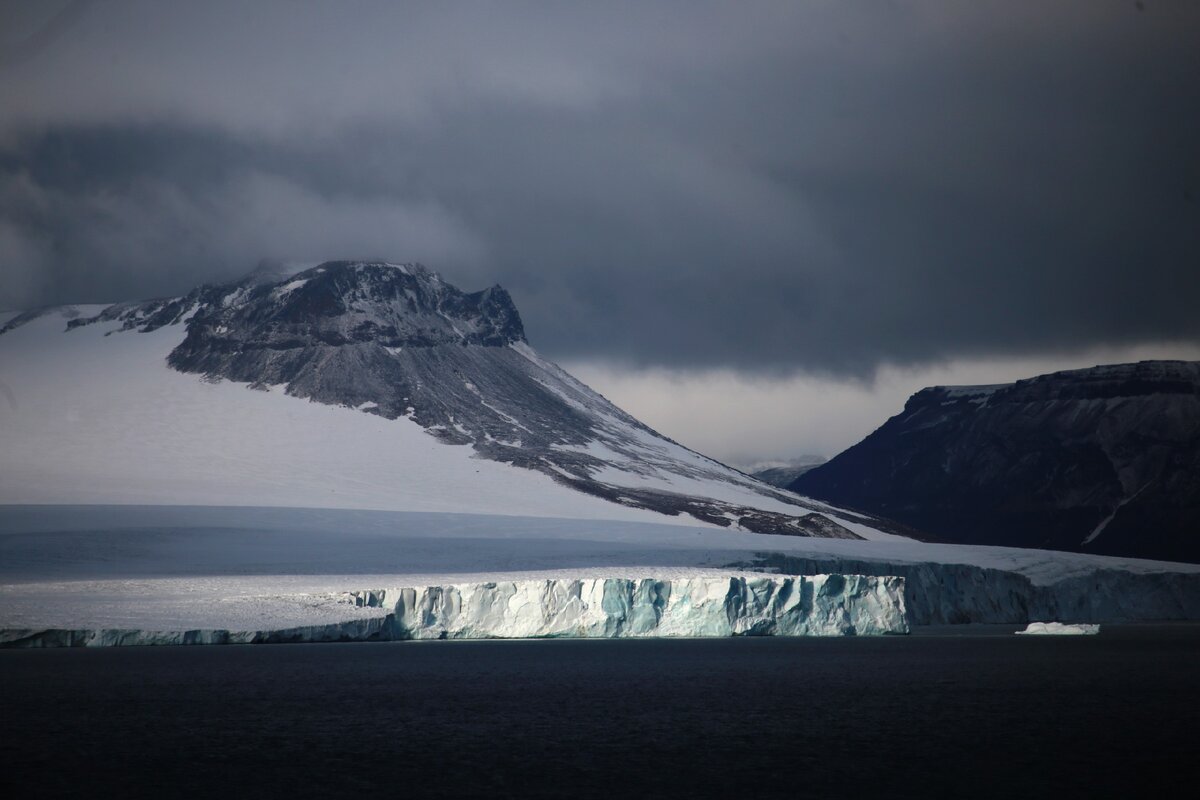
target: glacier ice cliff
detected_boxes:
[356,575,907,639]
[0,574,908,647]
[749,553,1200,625]
[0,618,394,648]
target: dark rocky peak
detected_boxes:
[245,259,318,285]
[60,260,525,350]
[196,261,526,349]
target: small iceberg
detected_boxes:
[1016,621,1100,636]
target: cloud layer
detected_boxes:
[1,1,1197,378]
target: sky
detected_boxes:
[1,1,1198,464]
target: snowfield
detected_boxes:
[1,505,1198,643]
[0,309,674,521]
[0,304,896,539]
[3,304,1200,643]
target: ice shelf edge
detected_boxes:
[0,574,908,647]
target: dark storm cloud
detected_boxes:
[1,0,1197,375]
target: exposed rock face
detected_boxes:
[30,261,891,537]
[791,361,1200,562]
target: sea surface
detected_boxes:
[2,626,1198,799]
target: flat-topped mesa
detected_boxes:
[793,359,1200,560]
[911,360,1200,412]
[1003,360,1200,402]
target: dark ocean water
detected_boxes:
[2,627,1198,799]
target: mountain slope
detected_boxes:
[0,262,899,540]
[750,458,826,488]
[790,361,1200,562]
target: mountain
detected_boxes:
[790,361,1200,562]
[0,261,899,540]
[5,278,1200,642]
[748,457,826,488]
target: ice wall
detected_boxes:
[355,575,908,639]
[0,618,393,648]
[0,574,908,647]
[753,554,1200,625]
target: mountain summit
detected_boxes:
[0,261,899,540]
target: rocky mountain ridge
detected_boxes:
[791,360,1200,561]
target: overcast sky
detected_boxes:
[2,1,1198,463]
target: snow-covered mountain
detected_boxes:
[5,277,1200,641]
[748,457,826,488]
[0,261,896,540]
[791,361,1200,562]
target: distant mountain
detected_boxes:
[748,457,826,488]
[790,361,1200,562]
[0,261,902,541]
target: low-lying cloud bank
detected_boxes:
[1,1,1196,380]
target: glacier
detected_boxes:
[2,506,1198,643]
[360,575,908,639]
[750,551,1200,625]
[0,575,909,647]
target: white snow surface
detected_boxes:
[1,506,1198,635]
[506,341,908,540]
[1017,622,1101,636]
[0,309,686,523]
[1082,483,1151,545]
[0,305,907,540]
